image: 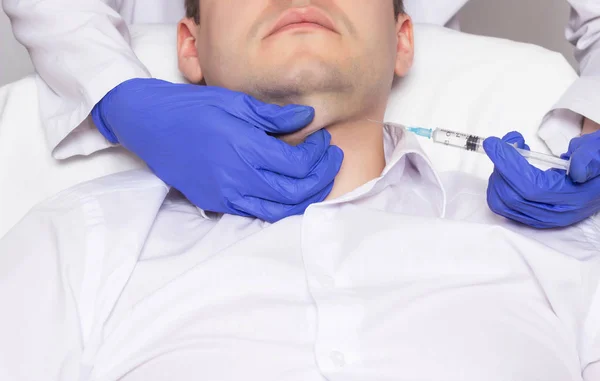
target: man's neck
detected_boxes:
[279,105,388,200]
[325,119,385,200]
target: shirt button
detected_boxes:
[330,351,346,368]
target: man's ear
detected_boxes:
[177,18,204,84]
[394,15,414,77]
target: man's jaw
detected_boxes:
[271,90,360,145]
[278,112,331,146]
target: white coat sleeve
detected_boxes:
[2,0,151,159]
[538,0,600,156]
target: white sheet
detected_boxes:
[0,24,580,237]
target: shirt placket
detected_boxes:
[301,204,362,379]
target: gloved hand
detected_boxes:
[483,130,600,228]
[92,78,343,223]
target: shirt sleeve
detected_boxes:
[2,0,151,159]
[0,169,169,380]
[0,207,86,380]
[538,0,600,156]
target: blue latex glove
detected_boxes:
[92,78,343,222]
[483,130,600,228]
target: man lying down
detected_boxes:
[1,0,600,380]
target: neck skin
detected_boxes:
[325,119,386,199]
[282,115,386,200]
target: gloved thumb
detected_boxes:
[483,134,531,171]
[483,135,539,188]
[483,131,530,168]
[567,131,600,183]
[498,131,530,151]
[233,94,315,135]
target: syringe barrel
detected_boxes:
[422,127,571,172]
[432,129,486,153]
[514,147,571,172]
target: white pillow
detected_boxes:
[0,24,577,237]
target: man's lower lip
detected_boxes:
[270,23,332,36]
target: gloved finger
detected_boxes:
[500,131,530,151]
[487,172,558,228]
[251,129,344,179]
[483,136,547,201]
[230,93,315,134]
[569,148,600,184]
[254,146,344,204]
[229,182,335,223]
[566,129,600,154]
[489,169,576,224]
[567,132,600,183]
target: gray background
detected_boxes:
[0,0,577,87]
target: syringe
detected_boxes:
[378,121,571,172]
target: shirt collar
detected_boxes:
[318,123,447,218]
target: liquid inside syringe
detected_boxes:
[374,121,571,172]
[431,128,486,153]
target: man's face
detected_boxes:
[179,0,413,137]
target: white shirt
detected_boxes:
[1,126,600,381]
[2,0,599,159]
